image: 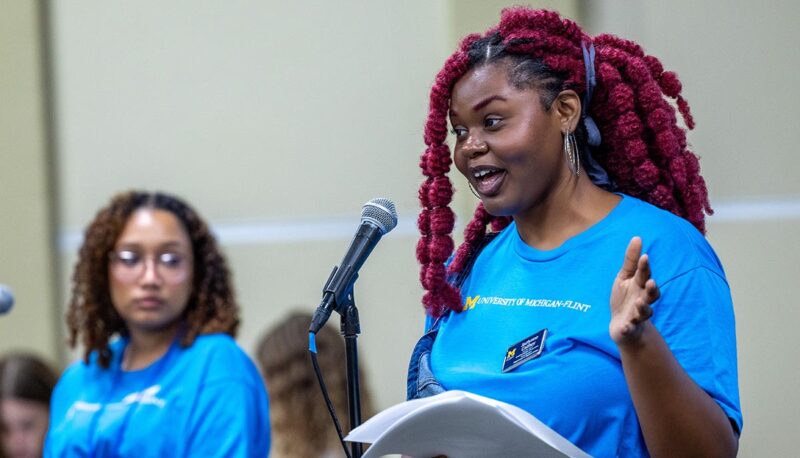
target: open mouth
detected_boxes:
[471,166,507,196]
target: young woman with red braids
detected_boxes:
[407,8,741,457]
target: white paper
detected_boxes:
[346,390,592,458]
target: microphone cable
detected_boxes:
[309,332,353,458]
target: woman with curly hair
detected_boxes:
[255,312,374,458]
[409,7,741,457]
[45,191,270,457]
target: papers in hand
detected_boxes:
[345,390,592,458]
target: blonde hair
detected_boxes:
[256,312,374,458]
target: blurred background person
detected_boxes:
[256,311,374,458]
[45,191,270,457]
[0,353,58,458]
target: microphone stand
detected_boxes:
[339,289,363,458]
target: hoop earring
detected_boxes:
[468,182,481,199]
[563,131,581,177]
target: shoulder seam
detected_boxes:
[660,265,729,290]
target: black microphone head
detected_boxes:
[0,285,14,314]
[361,198,397,234]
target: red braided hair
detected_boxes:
[417,8,712,317]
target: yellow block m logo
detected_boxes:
[463,295,480,311]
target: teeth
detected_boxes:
[474,169,494,179]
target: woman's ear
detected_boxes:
[552,90,581,133]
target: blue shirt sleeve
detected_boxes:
[652,266,743,433]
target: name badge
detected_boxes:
[502,328,547,373]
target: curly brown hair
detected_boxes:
[256,312,374,458]
[66,190,240,368]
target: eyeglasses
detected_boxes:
[109,249,192,284]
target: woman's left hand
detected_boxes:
[609,236,660,346]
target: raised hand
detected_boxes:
[609,236,660,346]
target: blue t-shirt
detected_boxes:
[427,195,742,457]
[46,333,270,457]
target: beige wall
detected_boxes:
[0,1,60,366]
[49,0,452,412]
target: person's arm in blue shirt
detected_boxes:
[610,237,738,458]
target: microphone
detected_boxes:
[309,198,397,334]
[0,285,14,314]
